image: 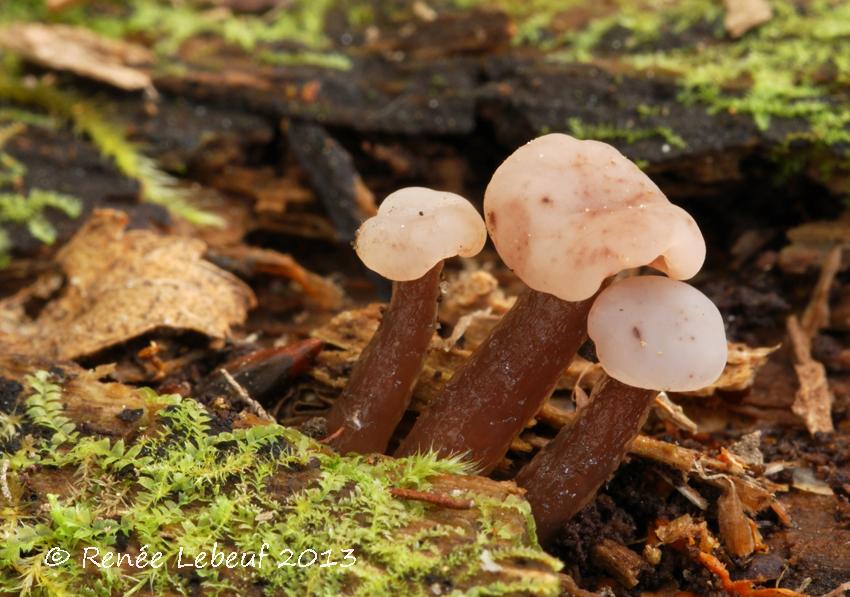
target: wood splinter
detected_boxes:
[389,487,475,510]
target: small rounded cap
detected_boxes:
[355,187,486,281]
[484,133,705,301]
[587,276,727,392]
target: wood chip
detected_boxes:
[0,23,153,91]
[209,245,344,310]
[683,342,778,396]
[820,581,850,597]
[788,315,834,434]
[801,245,842,338]
[0,210,255,359]
[654,391,697,433]
[654,514,717,553]
[389,487,475,510]
[718,479,758,557]
[591,538,645,589]
[787,244,838,435]
[728,431,764,467]
[724,0,773,38]
[791,467,834,496]
[779,217,850,274]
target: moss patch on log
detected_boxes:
[0,370,561,596]
[543,0,850,153]
[0,63,221,227]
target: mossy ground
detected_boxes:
[0,371,561,596]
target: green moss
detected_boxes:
[547,0,850,152]
[0,69,222,227]
[0,187,82,246]
[0,0,337,57]
[258,50,352,71]
[0,372,561,596]
[0,116,85,266]
[568,116,687,149]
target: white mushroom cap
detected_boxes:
[587,276,727,392]
[484,133,705,301]
[354,187,487,281]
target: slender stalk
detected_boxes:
[395,288,594,473]
[326,263,443,454]
[516,375,655,544]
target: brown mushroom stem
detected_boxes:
[395,288,594,472]
[515,375,655,545]
[326,262,443,454]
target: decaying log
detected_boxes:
[0,354,563,595]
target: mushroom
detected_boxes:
[516,275,727,543]
[326,187,486,454]
[396,133,705,473]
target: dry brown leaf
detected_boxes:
[779,217,850,274]
[717,479,758,557]
[209,245,345,310]
[591,539,645,589]
[435,307,494,351]
[728,431,764,467]
[820,581,850,597]
[791,467,834,496]
[723,0,773,38]
[654,391,698,434]
[46,0,89,11]
[438,269,514,328]
[0,24,154,91]
[209,166,314,214]
[801,245,842,337]
[788,315,834,434]
[683,342,778,396]
[653,514,717,553]
[0,209,255,359]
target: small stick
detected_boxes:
[0,459,11,502]
[219,368,274,423]
[319,426,344,444]
[389,487,474,510]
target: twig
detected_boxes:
[0,459,11,502]
[820,581,850,597]
[801,245,842,339]
[389,487,475,510]
[219,368,274,423]
[319,426,344,444]
[788,315,834,434]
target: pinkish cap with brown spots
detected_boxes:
[484,133,705,301]
[588,276,727,392]
[355,186,487,281]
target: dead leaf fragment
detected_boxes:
[718,479,759,557]
[791,467,834,496]
[0,209,256,359]
[724,0,773,38]
[801,245,842,338]
[591,539,645,588]
[788,316,834,435]
[0,23,153,91]
[653,514,717,553]
[683,342,778,396]
[779,217,850,274]
[208,245,345,310]
[654,391,698,434]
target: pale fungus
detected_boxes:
[397,134,705,474]
[326,187,486,454]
